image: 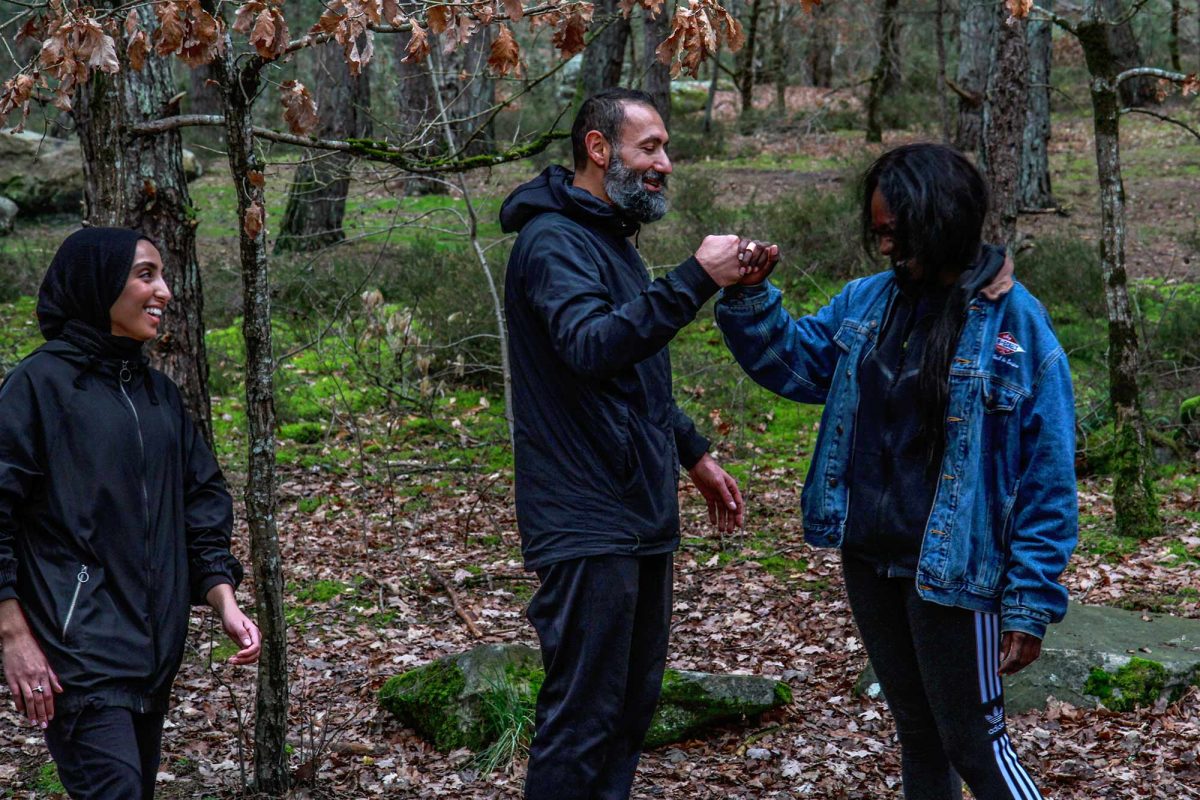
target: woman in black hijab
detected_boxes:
[0,228,260,799]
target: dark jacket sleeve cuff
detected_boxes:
[196,574,235,606]
[670,257,721,305]
[0,584,18,604]
[677,428,710,470]
[190,554,245,606]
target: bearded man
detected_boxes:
[500,88,777,800]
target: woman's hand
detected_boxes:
[998,631,1042,676]
[686,453,745,533]
[1,599,63,728]
[206,584,262,666]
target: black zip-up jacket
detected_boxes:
[0,329,241,714]
[501,166,717,570]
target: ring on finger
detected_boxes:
[33,685,44,694]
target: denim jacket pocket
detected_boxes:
[981,377,1026,414]
[833,319,871,354]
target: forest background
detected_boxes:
[0,0,1198,795]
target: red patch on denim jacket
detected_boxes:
[994,332,1026,356]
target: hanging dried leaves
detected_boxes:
[153,0,224,68]
[280,79,319,135]
[402,20,431,64]
[487,24,523,77]
[125,10,150,72]
[655,0,742,78]
[243,201,265,239]
[234,0,290,60]
[1182,74,1199,97]
[37,11,121,112]
[309,0,383,75]
[551,3,593,60]
[1005,0,1032,20]
[0,72,37,131]
[502,0,525,22]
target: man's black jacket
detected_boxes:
[501,165,718,570]
[0,331,241,714]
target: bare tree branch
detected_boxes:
[1029,4,1077,34]
[1121,106,1200,141]
[129,115,569,173]
[1115,67,1193,87]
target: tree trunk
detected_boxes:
[737,0,765,119]
[769,0,791,116]
[212,35,290,794]
[703,50,720,133]
[864,0,900,143]
[1100,0,1157,107]
[981,14,1029,245]
[75,3,214,449]
[935,0,951,142]
[644,5,673,127]
[276,37,372,253]
[1020,2,1054,210]
[954,0,995,151]
[1076,16,1162,539]
[438,28,496,156]
[580,0,631,97]
[806,1,834,88]
[1169,0,1182,72]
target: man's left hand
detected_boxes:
[687,453,744,533]
[998,631,1042,676]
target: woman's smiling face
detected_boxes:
[109,240,170,341]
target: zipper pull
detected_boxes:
[77,565,89,583]
[120,360,132,383]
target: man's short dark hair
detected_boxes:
[571,88,660,170]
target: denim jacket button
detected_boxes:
[836,425,844,435]
[828,477,838,487]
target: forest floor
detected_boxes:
[1,98,1199,799]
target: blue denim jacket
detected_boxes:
[715,271,1078,638]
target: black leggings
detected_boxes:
[45,704,165,800]
[842,556,1043,800]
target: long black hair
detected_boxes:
[860,144,990,460]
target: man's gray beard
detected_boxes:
[604,151,668,223]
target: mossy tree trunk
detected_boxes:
[806,1,834,88]
[954,0,995,151]
[1099,0,1158,107]
[580,0,631,98]
[75,2,214,449]
[276,37,372,253]
[1020,0,1055,210]
[864,0,900,143]
[212,34,290,793]
[1076,15,1162,539]
[644,4,674,127]
[981,13,1030,246]
[737,0,765,121]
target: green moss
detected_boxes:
[1083,657,1168,711]
[280,421,324,444]
[34,762,64,794]
[773,681,794,706]
[755,554,809,582]
[294,579,352,603]
[379,661,471,750]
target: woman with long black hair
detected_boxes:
[0,227,260,799]
[717,143,1078,799]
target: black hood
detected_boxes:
[499,165,640,239]
[37,227,147,341]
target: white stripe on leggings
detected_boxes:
[975,613,989,703]
[995,734,1043,799]
[975,612,1001,703]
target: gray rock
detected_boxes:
[379,643,792,753]
[0,195,17,235]
[855,602,1200,713]
[0,130,83,214]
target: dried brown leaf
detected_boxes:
[426,4,453,34]
[243,202,265,239]
[402,20,430,63]
[280,79,319,134]
[502,0,524,22]
[1005,0,1031,18]
[552,4,592,60]
[487,24,522,77]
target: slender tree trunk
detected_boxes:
[440,27,496,155]
[864,0,900,143]
[935,0,951,142]
[1076,15,1162,539]
[981,14,1029,245]
[581,0,631,97]
[276,37,372,253]
[644,5,673,126]
[770,0,789,115]
[1100,0,1157,107]
[954,0,995,151]
[1020,1,1054,210]
[75,3,214,449]
[738,0,765,119]
[1169,0,1182,72]
[807,1,834,88]
[212,35,290,793]
[703,50,720,133]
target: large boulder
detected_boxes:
[0,129,203,216]
[856,602,1200,713]
[0,130,84,214]
[379,643,792,752]
[0,196,17,235]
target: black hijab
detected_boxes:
[37,227,150,360]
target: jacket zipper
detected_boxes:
[61,564,89,640]
[120,362,156,663]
